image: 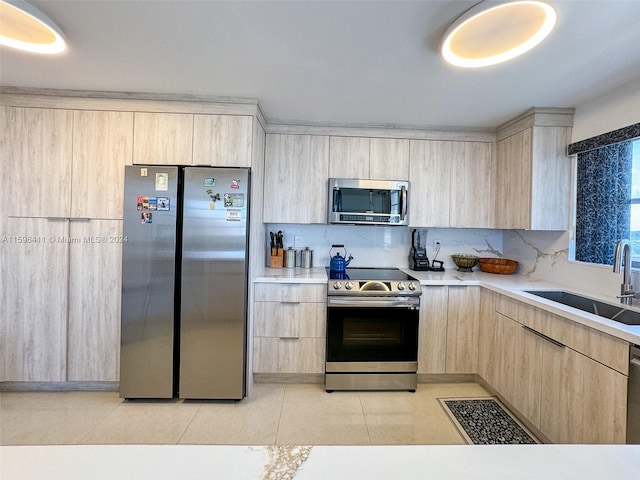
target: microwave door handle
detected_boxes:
[401,185,408,220]
[333,188,342,212]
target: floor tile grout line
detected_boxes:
[358,393,373,445]
[273,384,287,446]
[176,402,204,445]
[75,394,123,445]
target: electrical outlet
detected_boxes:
[433,239,441,249]
[294,235,303,248]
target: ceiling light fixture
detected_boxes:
[441,0,556,68]
[0,0,66,54]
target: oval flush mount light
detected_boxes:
[0,0,66,54]
[441,0,556,68]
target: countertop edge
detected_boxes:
[3,444,640,480]
[254,267,328,284]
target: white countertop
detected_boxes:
[255,267,328,283]
[255,267,640,345]
[3,444,640,479]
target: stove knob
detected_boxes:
[345,281,354,290]
[333,282,342,290]
[408,282,416,291]
[397,282,405,291]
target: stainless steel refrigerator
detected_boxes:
[120,166,249,400]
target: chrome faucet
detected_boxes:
[613,239,636,305]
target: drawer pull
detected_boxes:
[279,336,299,340]
[280,301,300,305]
[522,325,565,348]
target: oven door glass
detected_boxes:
[326,306,418,363]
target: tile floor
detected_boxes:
[0,382,490,446]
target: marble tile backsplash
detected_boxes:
[264,224,639,302]
[503,229,640,301]
[265,224,503,271]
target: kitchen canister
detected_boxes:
[284,247,296,269]
[301,247,313,268]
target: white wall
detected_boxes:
[571,77,640,142]
[504,79,640,301]
[265,224,503,271]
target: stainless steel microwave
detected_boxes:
[328,178,409,226]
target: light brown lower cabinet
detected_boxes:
[418,285,480,375]
[445,286,480,373]
[67,220,122,381]
[0,217,122,382]
[253,283,326,375]
[0,217,69,382]
[418,286,448,374]
[540,341,627,444]
[484,294,628,444]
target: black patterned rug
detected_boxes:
[440,397,539,445]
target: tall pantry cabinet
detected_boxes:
[0,106,131,382]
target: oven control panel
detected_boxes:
[331,280,419,294]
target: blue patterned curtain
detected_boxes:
[575,142,633,265]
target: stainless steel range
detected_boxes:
[325,268,421,392]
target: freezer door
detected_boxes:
[179,167,249,399]
[120,166,178,399]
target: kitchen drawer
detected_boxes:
[253,337,325,374]
[254,302,326,337]
[495,294,520,320]
[518,302,628,375]
[254,283,327,303]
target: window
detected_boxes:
[571,122,640,266]
[630,140,640,265]
[575,141,632,265]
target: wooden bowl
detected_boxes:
[479,258,519,274]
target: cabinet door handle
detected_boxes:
[280,301,300,305]
[45,217,91,222]
[522,325,565,348]
[279,336,299,340]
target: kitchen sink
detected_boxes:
[524,290,640,326]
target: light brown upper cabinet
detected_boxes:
[409,139,493,228]
[369,137,410,180]
[494,108,573,230]
[133,112,193,165]
[2,106,74,218]
[328,136,409,180]
[329,136,369,178]
[263,134,330,224]
[449,141,494,228]
[133,112,253,167]
[1,107,133,220]
[193,114,253,167]
[72,110,134,219]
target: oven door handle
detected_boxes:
[327,297,420,308]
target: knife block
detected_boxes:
[269,249,284,268]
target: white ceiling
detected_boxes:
[2,0,640,129]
